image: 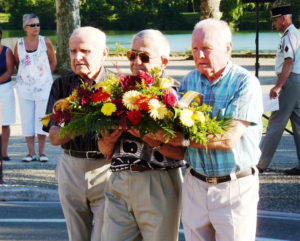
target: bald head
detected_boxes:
[134,29,170,58]
[193,19,232,49]
[70,26,106,49]
[69,26,108,81]
[191,19,232,82]
[129,29,170,76]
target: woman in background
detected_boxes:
[0,27,16,161]
[14,14,56,162]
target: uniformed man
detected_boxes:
[258,0,300,175]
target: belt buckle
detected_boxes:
[206,177,218,184]
[86,152,93,160]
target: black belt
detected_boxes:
[190,167,255,184]
[64,149,104,159]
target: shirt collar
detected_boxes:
[284,24,294,34]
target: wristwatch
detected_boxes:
[182,139,190,147]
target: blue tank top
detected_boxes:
[0,46,11,84]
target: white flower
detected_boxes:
[148,99,168,120]
[122,90,141,110]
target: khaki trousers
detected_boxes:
[182,168,259,241]
[56,153,110,241]
[101,168,183,241]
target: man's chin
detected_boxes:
[132,69,147,75]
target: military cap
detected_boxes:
[271,0,292,18]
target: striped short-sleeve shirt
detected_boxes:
[179,61,263,176]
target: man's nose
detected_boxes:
[196,49,205,58]
[133,55,143,64]
[74,51,83,60]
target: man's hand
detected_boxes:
[98,130,123,158]
[128,129,161,147]
[269,85,282,99]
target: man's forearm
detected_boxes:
[276,58,294,88]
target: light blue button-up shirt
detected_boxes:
[179,61,263,176]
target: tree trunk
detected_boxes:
[200,0,222,20]
[55,0,80,74]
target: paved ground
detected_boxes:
[0,56,299,214]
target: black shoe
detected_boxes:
[2,156,10,161]
[284,168,300,175]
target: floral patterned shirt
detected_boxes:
[15,36,53,100]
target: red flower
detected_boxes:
[79,88,92,106]
[127,110,142,125]
[136,96,149,111]
[112,98,125,116]
[137,72,154,85]
[120,75,140,91]
[163,88,178,107]
[92,89,110,103]
[51,110,72,125]
[119,115,128,130]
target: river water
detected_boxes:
[2,30,281,53]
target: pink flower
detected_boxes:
[137,72,154,85]
[163,88,178,107]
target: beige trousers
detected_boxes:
[101,168,183,241]
[182,167,259,241]
[56,153,110,241]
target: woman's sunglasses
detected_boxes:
[26,23,40,27]
[127,50,151,63]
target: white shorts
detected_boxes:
[18,97,48,136]
[0,81,16,126]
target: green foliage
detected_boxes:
[5,0,56,30]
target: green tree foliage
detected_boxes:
[80,0,192,30]
[6,0,56,30]
[220,0,243,29]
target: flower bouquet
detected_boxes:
[42,68,232,146]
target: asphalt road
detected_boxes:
[1,202,300,241]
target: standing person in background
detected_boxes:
[0,27,15,161]
[14,14,56,162]
[257,1,300,175]
[43,26,110,241]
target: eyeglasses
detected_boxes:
[127,50,153,63]
[26,23,40,27]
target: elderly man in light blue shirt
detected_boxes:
[159,19,263,241]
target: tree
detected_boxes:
[55,0,80,73]
[200,0,222,20]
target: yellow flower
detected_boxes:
[180,109,194,127]
[41,114,51,126]
[69,89,78,101]
[159,77,173,89]
[122,90,141,110]
[192,111,205,123]
[101,103,117,116]
[148,99,168,120]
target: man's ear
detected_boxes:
[102,47,109,58]
[226,42,232,56]
[161,56,169,70]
